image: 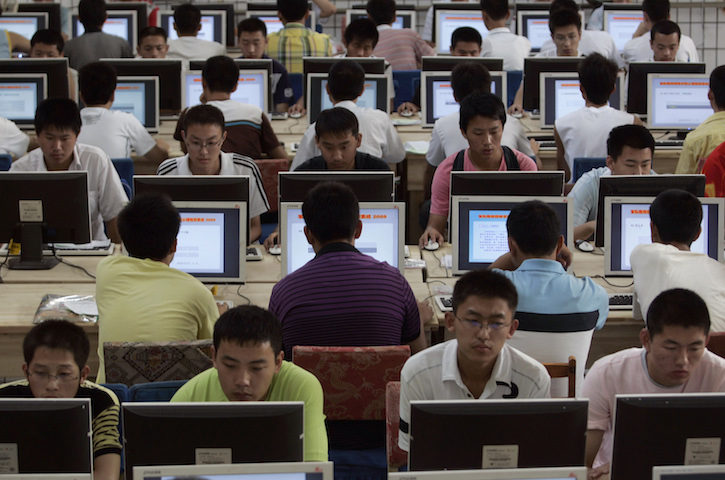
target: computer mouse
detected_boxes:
[424,240,440,251]
[400,109,414,117]
[511,112,523,119]
[269,245,282,255]
[576,240,594,252]
[289,111,303,119]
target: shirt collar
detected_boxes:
[315,242,359,257]
[515,258,566,274]
[441,340,512,399]
[488,27,511,34]
[40,144,82,171]
[333,100,358,110]
[377,24,392,31]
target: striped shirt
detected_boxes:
[372,26,435,71]
[269,242,421,359]
[266,23,333,74]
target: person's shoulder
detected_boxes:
[356,151,390,171]
[172,368,220,401]
[76,143,111,163]
[228,152,262,173]
[402,340,449,377]
[9,150,36,170]
[157,156,181,175]
[277,361,323,392]
[0,379,32,397]
[505,343,549,378]
[580,166,609,182]
[78,380,120,407]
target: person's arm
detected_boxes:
[8,32,30,53]
[426,125,445,167]
[419,213,446,247]
[275,102,290,113]
[574,221,596,242]
[382,116,406,163]
[264,227,280,250]
[269,145,288,159]
[93,453,120,480]
[586,429,605,468]
[554,127,571,182]
[250,215,262,243]
[490,253,518,271]
[141,140,169,166]
[105,217,121,244]
[312,0,336,18]
[675,140,698,174]
[288,96,306,115]
[508,83,524,115]
[409,300,431,354]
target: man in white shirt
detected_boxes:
[480,0,531,71]
[167,3,225,61]
[0,117,29,159]
[136,26,169,59]
[648,20,681,61]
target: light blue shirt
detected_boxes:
[0,30,11,58]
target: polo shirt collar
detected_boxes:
[176,153,231,175]
[377,24,392,31]
[441,340,514,399]
[315,242,359,257]
[334,100,359,111]
[516,258,566,274]
[488,27,511,34]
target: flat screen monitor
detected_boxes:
[389,467,588,480]
[122,402,304,475]
[602,5,644,51]
[73,10,137,45]
[451,195,573,274]
[113,76,159,132]
[0,171,91,269]
[17,2,61,33]
[247,4,316,33]
[161,10,226,45]
[193,3,236,46]
[0,398,93,474]
[517,11,551,52]
[0,12,47,39]
[421,71,506,127]
[100,58,182,115]
[188,58,274,111]
[450,171,565,197]
[523,57,583,112]
[0,58,69,99]
[653,465,725,479]
[603,196,724,276]
[594,174,706,247]
[278,171,395,204]
[433,3,488,54]
[106,2,148,38]
[306,72,388,123]
[408,399,588,471]
[627,62,707,115]
[611,394,725,480]
[346,8,415,29]
[280,201,404,275]
[183,69,268,112]
[132,462,334,480]
[421,56,504,73]
[647,73,712,130]
[0,73,47,129]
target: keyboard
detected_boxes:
[246,246,263,261]
[609,293,634,310]
[434,295,453,312]
[539,141,556,149]
[655,139,684,148]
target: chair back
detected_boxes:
[111,158,135,198]
[506,70,523,108]
[101,383,129,403]
[543,356,577,398]
[708,331,725,359]
[289,73,304,102]
[254,158,289,213]
[385,381,407,470]
[0,154,12,171]
[392,70,421,109]
[128,380,188,402]
[573,157,607,182]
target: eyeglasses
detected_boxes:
[186,138,223,152]
[454,314,510,332]
[28,371,80,384]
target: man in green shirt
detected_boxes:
[171,305,328,462]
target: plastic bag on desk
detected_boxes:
[33,294,98,324]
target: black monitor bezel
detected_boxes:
[17,2,61,32]
[450,171,565,197]
[626,61,707,115]
[523,57,583,112]
[100,58,183,114]
[0,58,69,99]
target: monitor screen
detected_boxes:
[0,12,47,39]
[452,195,573,274]
[18,3,62,33]
[627,62,707,115]
[389,467,588,480]
[0,58,69,99]
[653,465,725,479]
[517,11,550,51]
[449,171,565,197]
[347,9,414,29]
[408,399,588,471]
[74,11,136,45]
[603,10,644,51]
[162,10,226,45]
[647,74,712,130]
[523,57,583,112]
[422,71,506,127]
[306,73,388,123]
[0,73,47,128]
[280,201,404,275]
[132,462,334,480]
[433,7,488,54]
[278,172,395,204]
[113,76,159,132]
[183,70,267,111]
[540,72,624,128]
[251,14,284,34]
[100,59,183,114]
[193,3,236,46]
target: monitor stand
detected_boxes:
[8,223,59,270]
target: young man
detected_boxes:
[398,269,551,450]
[554,53,640,182]
[166,3,225,61]
[0,320,122,480]
[77,61,169,164]
[29,28,64,57]
[237,18,294,113]
[158,104,269,242]
[136,25,168,58]
[62,0,133,70]
[675,65,725,174]
[171,305,328,462]
[649,20,681,61]
[480,0,531,71]
[10,98,127,243]
[420,92,537,248]
[342,17,379,58]
[367,0,434,71]
[583,288,725,479]
[95,193,220,382]
[631,190,725,331]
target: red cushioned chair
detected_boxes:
[708,332,725,359]
[385,381,407,471]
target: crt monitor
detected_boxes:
[653,465,725,479]
[603,196,724,276]
[594,174,706,247]
[0,73,47,129]
[389,467,588,480]
[306,73,388,123]
[602,4,644,51]
[346,8,415,29]
[523,57,583,112]
[122,402,304,474]
[280,201,405,275]
[73,10,137,45]
[450,171,565,197]
[0,398,93,474]
[421,71,507,127]
[408,399,588,471]
[421,56,504,73]
[0,171,91,270]
[183,69,268,112]
[278,171,395,204]
[193,3,236,46]
[433,3,488,54]
[188,58,274,111]
[18,2,61,33]
[516,10,550,52]
[611,394,725,480]
[161,10,226,45]
[0,12,47,39]
[627,61,707,115]
[113,76,159,132]
[647,74,712,130]
[451,195,573,274]
[100,58,183,115]
[0,58,69,99]
[132,462,334,480]
[106,2,148,32]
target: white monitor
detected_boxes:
[389,467,588,480]
[433,5,488,54]
[113,76,159,133]
[0,73,47,129]
[647,73,712,130]
[305,72,388,123]
[133,462,334,480]
[652,464,725,479]
[280,201,405,276]
[603,196,724,276]
[346,8,415,29]
[182,69,268,112]
[73,10,137,45]
[0,12,48,39]
[603,10,644,51]
[161,10,226,45]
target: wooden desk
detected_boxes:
[0,256,103,284]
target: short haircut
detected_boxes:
[34,98,82,135]
[139,25,167,43]
[213,306,283,354]
[451,269,518,313]
[606,124,655,160]
[182,104,226,134]
[202,55,239,93]
[366,0,396,25]
[459,92,506,131]
[650,19,681,42]
[277,0,309,23]
[646,288,710,338]
[451,62,491,101]
[642,0,670,23]
[344,18,379,47]
[548,8,581,34]
[578,53,618,105]
[173,3,201,35]
[710,65,725,110]
[650,189,703,245]
[78,0,106,30]
[327,60,365,102]
[79,61,117,105]
[451,26,482,49]
[30,29,64,51]
[479,0,510,21]
[118,193,181,260]
[238,17,267,37]
[550,0,579,13]
[315,107,359,138]
[302,182,359,244]
[23,320,90,369]
[506,200,560,256]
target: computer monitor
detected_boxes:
[433,3,488,54]
[246,4,316,33]
[303,56,386,75]
[122,402,305,475]
[278,171,395,205]
[523,57,583,112]
[647,73,712,130]
[18,2,61,33]
[161,10,226,45]
[627,62,707,115]
[652,465,725,479]
[0,73,47,129]
[539,71,625,129]
[594,174,706,247]
[0,398,93,474]
[451,195,573,274]
[602,4,643,51]
[106,2,148,36]
[421,56,504,73]
[132,462,334,480]
[450,171,565,197]
[182,69,268,112]
[346,8,415,29]
[0,171,91,270]
[516,10,550,52]
[113,76,159,132]
[408,399,588,471]
[0,12,47,39]
[280,201,404,275]
[73,10,137,45]
[100,58,183,115]
[603,196,724,276]
[389,467,588,480]
[611,394,725,480]
[0,58,69,99]
[194,3,236,46]
[188,58,274,111]
[306,73,388,123]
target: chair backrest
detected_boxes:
[101,383,130,403]
[392,70,421,109]
[254,158,289,213]
[111,157,135,198]
[289,73,304,103]
[128,380,188,402]
[0,154,12,171]
[385,381,407,471]
[543,356,577,398]
[573,157,607,183]
[292,345,411,420]
[708,332,725,359]
[103,340,213,386]
[506,70,523,108]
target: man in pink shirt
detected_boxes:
[367,0,434,70]
[582,288,725,479]
[419,92,537,247]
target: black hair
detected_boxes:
[118,193,180,260]
[202,55,239,93]
[23,320,90,369]
[277,0,309,23]
[548,8,581,34]
[506,200,561,256]
[34,98,82,135]
[327,60,365,102]
[238,17,267,37]
[344,17,379,47]
[138,25,167,43]
[642,0,670,23]
[30,29,64,51]
[302,182,359,244]
[315,107,359,138]
[578,53,618,105]
[182,104,226,133]
[550,0,579,13]
[710,65,725,110]
[646,288,710,338]
[451,62,491,101]
[173,3,201,35]
[650,19,681,42]
[479,0,510,21]
[451,269,518,313]
[650,189,703,245]
[213,306,283,354]
[451,26,482,49]
[459,92,506,131]
[366,0,396,25]
[78,0,106,30]
[79,61,117,105]
[606,124,655,159]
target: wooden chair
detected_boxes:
[385,381,407,471]
[708,332,725,359]
[543,356,577,398]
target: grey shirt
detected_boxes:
[63,31,133,70]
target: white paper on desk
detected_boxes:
[440,254,452,269]
[63,297,99,316]
[404,140,429,154]
[51,240,112,250]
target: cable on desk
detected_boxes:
[52,247,96,280]
[431,250,451,278]
[235,285,252,305]
[590,275,633,288]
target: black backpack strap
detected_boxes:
[502,146,520,171]
[452,149,466,171]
